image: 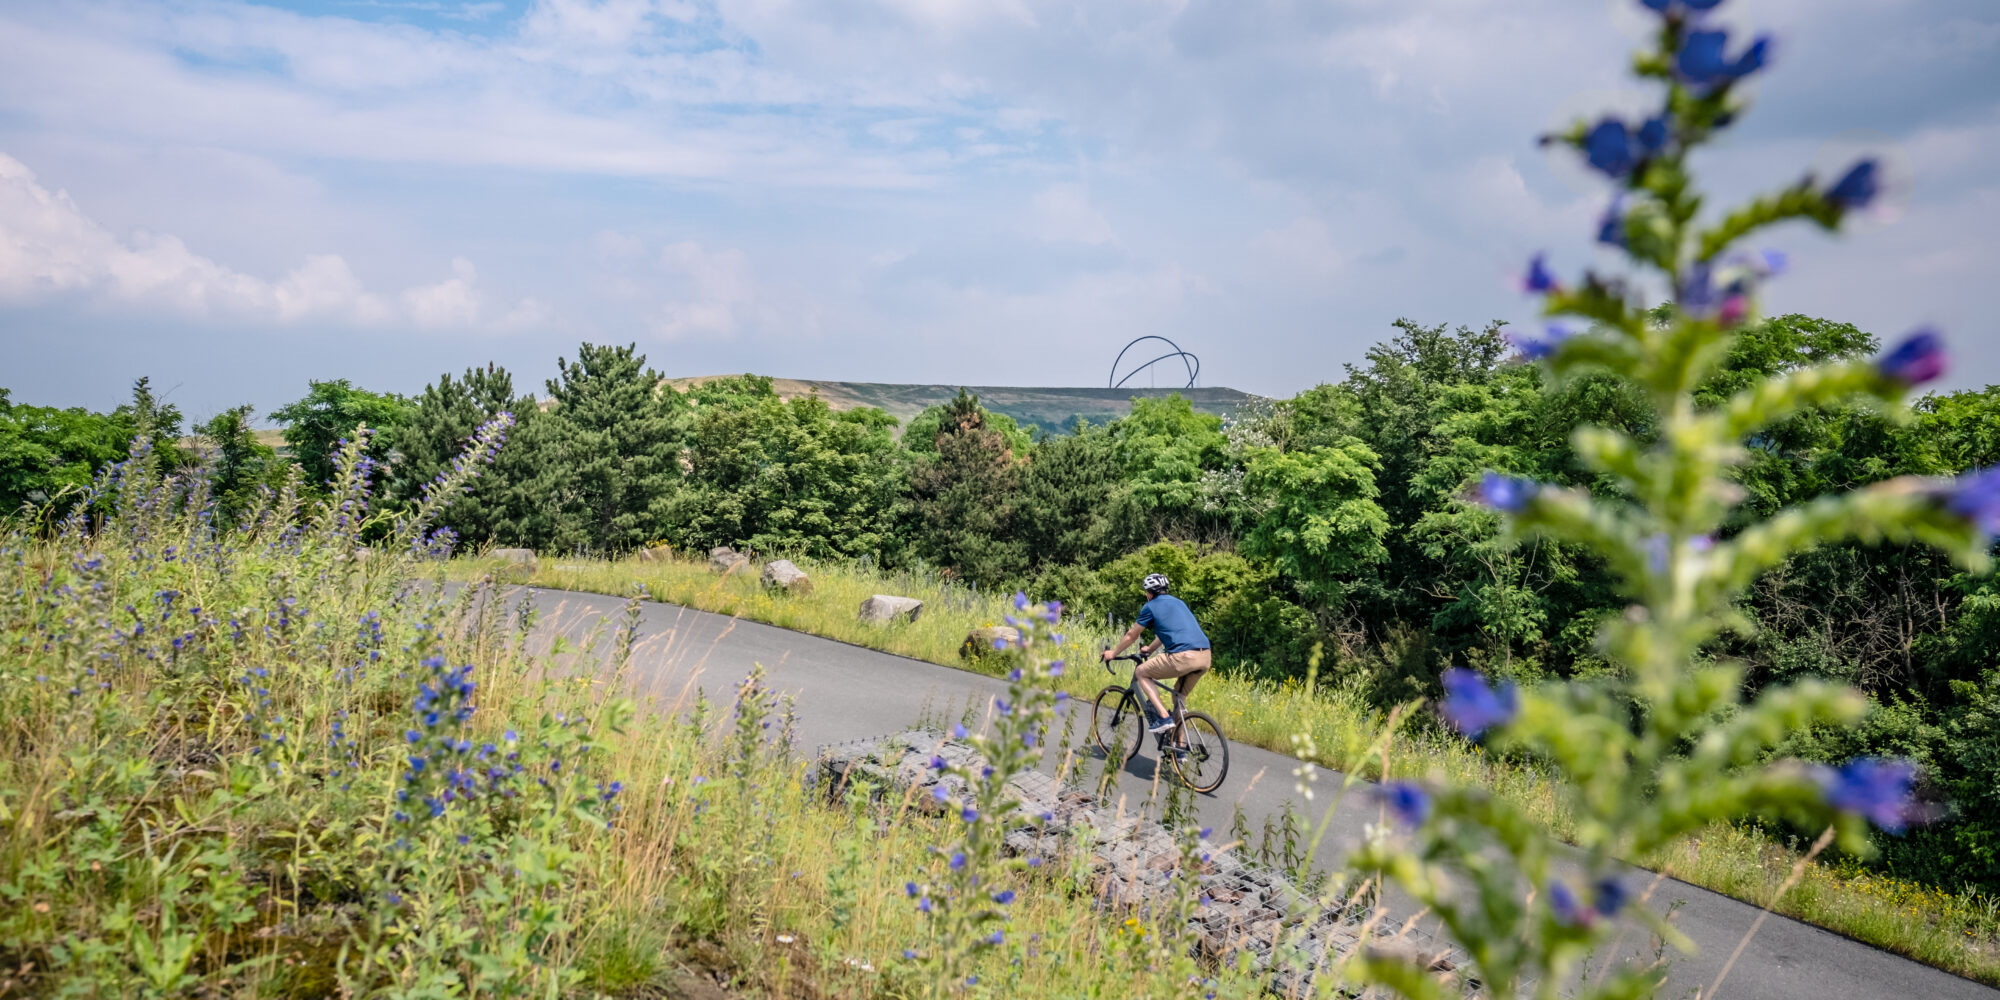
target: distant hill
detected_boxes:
[663,376,1259,433]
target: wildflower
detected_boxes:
[1379,782,1432,827]
[1596,196,1627,248]
[962,806,979,823]
[952,723,968,740]
[1472,471,1540,513]
[1677,29,1771,89]
[1523,252,1561,294]
[907,882,920,897]
[985,931,1004,946]
[1594,876,1629,916]
[1639,0,1724,12]
[1440,668,1519,738]
[903,949,918,960]
[918,897,932,913]
[1939,467,2000,537]
[1584,119,1636,176]
[1012,591,1029,610]
[1503,323,1573,362]
[1825,159,1880,211]
[1876,327,1946,387]
[993,889,1015,904]
[1817,758,1917,833]
[950,852,967,870]
[1549,881,1588,926]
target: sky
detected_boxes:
[0,0,1995,421]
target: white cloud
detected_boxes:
[1028,183,1116,245]
[0,152,535,332]
[655,241,757,340]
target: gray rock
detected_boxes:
[858,595,923,624]
[761,559,812,594]
[709,546,736,559]
[960,625,1021,660]
[710,549,750,574]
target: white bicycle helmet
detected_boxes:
[1142,572,1171,595]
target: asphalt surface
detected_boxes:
[507,585,1997,1000]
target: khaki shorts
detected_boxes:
[1136,649,1211,691]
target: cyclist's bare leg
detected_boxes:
[1136,675,1171,718]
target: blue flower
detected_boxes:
[1596,196,1627,248]
[1503,324,1573,362]
[1440,668,1519,738]
[1941,467,2000,537]
[1012,591,1029,610]
[918,897,932,913]
[1594,877,1629,916]
[993,889,1016,904]
[1677,29,1771,89]
[952,723,968,740]
[1876,327,1946,387]
[1523,252,1561,293]
[950,852,967,870]
[1635,115,1668,157]
[906,881,920,897]
[1817,758,1917,832]
[1584,118,1635,176]
[1549,881,1587,926]
[1379,782,1431,827]
[1639,0,1725,11]
[1472,472,1540,513]
[962,806,979,823]
[1826,159,1880,211]
[903,949,918,960]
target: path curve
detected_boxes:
[508,585,1997,1000]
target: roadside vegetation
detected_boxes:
[467,548,2000,985]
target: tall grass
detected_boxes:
[471,549,2000,987]
[0,454,1278,997]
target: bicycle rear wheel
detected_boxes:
[1090,686,1143,763]
[1169,711,1229,793]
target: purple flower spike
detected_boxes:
[1549,881,1587,927]
[1440,667,1519,738]
[1472,472,1541,513]
[1941,467,2000,537]
[1379,782,1432,827]
[1523,252,1561,294]
[1012,591,1029,611]
[950,851,967,870]
[1876,327,1946,386]
[1818,758,1916,833]
[1584,119,1635,176]
[1594,877,1629,916]
[1827,159,1880,211]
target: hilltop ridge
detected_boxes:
[664,375,1257,431]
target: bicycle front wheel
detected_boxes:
[1090,686,1143,764]
[1169,711,1229,793]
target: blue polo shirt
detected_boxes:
[1137,595,1210,653]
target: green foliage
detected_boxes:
[270,377,411,490]
[389,364,540,544]
[908,391,1029,587]
[904,394,1032,456]
[667,384,906,560]
[1240,439,1389,608]
[532,343,686,554]
[1110,395,1237,534]
[0,388,131,515]
[194,405,281,528]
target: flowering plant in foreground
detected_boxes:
[1343,3,1998,999]
[903,593,1067,997]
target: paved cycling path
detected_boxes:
[510,585,1996,1000]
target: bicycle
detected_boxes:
[1090,652,1230,793]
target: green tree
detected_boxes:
[1109,394,1236,538]
[535,343,685,554]
[1240,441,1390,609]
[664,379,906,559]
[390,364,536,544]
[1015,425,1138,571]
[195,405,279,528]
[908,390,1027,586]
[270,379,411,491]
[0,389,129,515]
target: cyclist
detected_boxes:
[1100,572,1211,736]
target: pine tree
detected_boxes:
[390,364,534,544]
[908,389,1027,587]
[535,343,685,554]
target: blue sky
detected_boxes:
[1,0,1995,420]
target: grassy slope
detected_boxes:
[458,550,2000,987]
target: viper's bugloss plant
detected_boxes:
[904,592,1067,996]
[1347,3,1997,999]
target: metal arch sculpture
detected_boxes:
[1109,335,1200,389]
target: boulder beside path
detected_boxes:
[858,594,923,624]
[709,546,750,574]
[761,559,812,594]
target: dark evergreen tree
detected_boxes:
[536,343,684,554]
[908,390,1027,587]
[390,364,534,544]
[196,405,279,528]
